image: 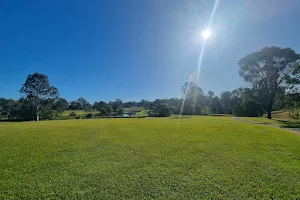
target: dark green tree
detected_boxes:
[211,96,223,114]
[69,100,80,110]
[53,98,69,114]
[17,98,37,121]
[208,91,214,99]
[111,99,122,112]
[0,98,18,120]
[93,101,108,115]
[239,46,300,119]
[117,107,124,115]
[0,98,9,117]
[105,104,112,115]
[181,82,206,115]
[154,100,171,117]
[77,97,92,111]
[20,73,59,121]
[233,95,264,117]
[220,91,233,114]
[166,98,182,115]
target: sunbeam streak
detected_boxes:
[177,72,194,131]
[177,0,220,131]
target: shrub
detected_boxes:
[41,109,56,120]
[69,112,76,117]
[86,113,94,118]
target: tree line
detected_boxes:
[1,46,300,121]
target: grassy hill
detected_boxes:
[61,110,98,117]
[123,107,144,112]
[269,110,300,119]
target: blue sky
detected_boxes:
[1,0,300,103]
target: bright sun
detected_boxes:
[202,29,212,40]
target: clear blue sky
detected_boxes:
[1,0,300,103]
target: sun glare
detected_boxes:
[202,29,212,40]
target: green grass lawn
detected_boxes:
[1,117,300,199]
[136,110,149,117]
[243,117,281,124]
[62,110,98,117]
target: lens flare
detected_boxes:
[202,29,212,40]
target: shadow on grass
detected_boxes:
[280,121,300,128]
[169,115,193,119]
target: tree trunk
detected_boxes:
[36,114,39,121]
[267,110,272,119]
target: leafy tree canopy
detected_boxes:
[239,46,300,118]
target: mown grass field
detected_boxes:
[1,117,300,199]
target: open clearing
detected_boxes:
[1,117,300,199]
